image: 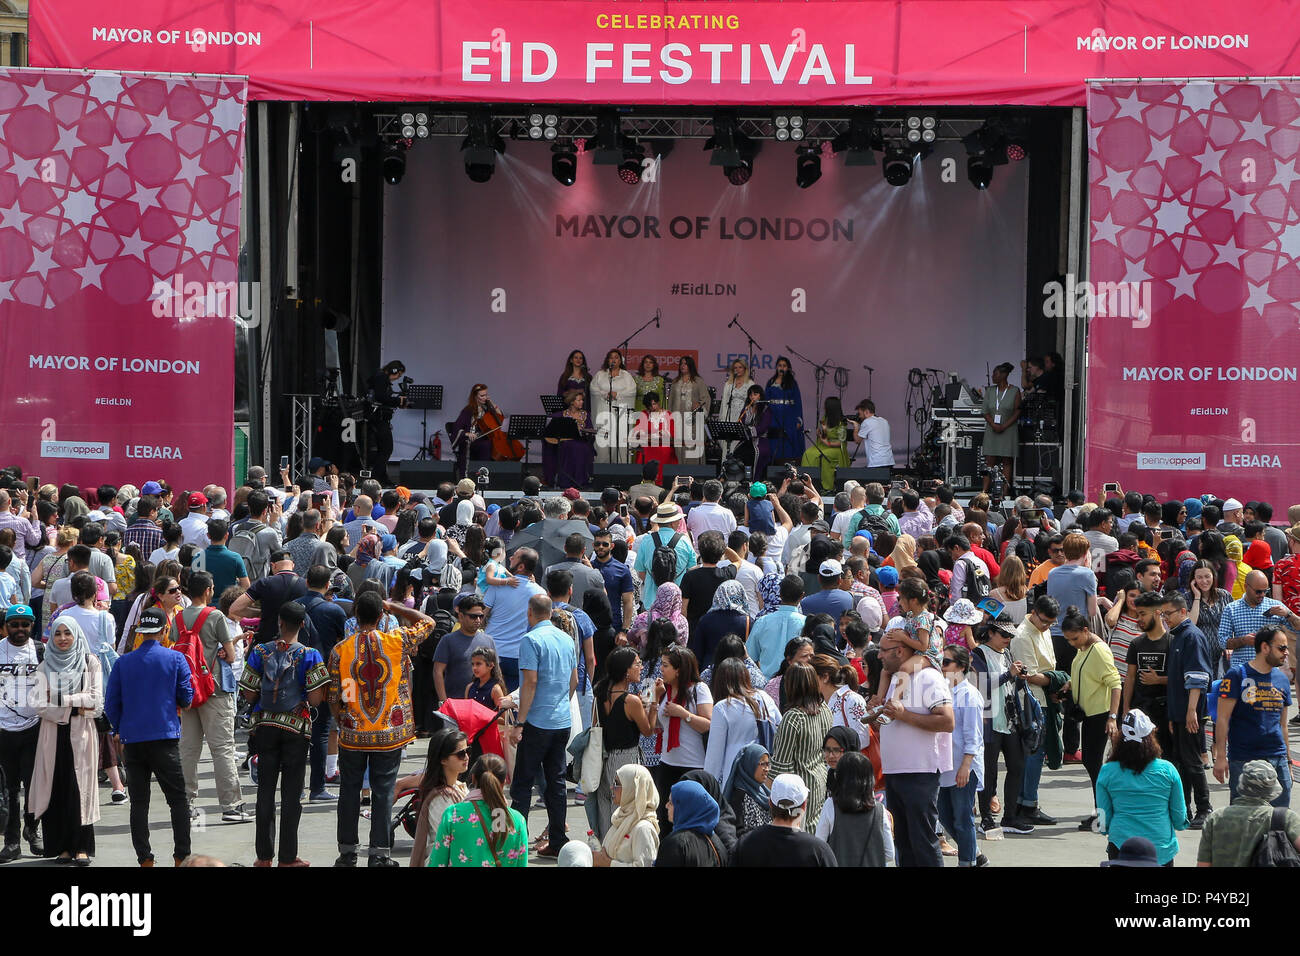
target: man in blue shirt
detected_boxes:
[632,504,697,608]
[1218,569,1300,670]
[748,575,807,679]
[509,594,577,858]
[194,519,250,597]
[1161,591,1214,827]
[592,529,636,630]
[799,560,854,638]
[1214,625,1293,807]
[547,569,596,731]
[483,548,545,692]
[104,607,195,866]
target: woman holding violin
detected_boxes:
[451,384,524,476]
[543,389,596,489]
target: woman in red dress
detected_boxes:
[632,392,678,472]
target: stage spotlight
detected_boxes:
[831,112,877,166]
[1006,138,1027,161]
[706,113,757,185]
[967,155,994,189]
[795,144,822,189]
[882,145,914,186]
[551,144,577,186]
[461,110,505,183]
[381,143,406,185]
[774,111,805,142]
[618,142,646,184]
[589,111,625,165]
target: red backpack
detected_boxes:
[173,606,217,708]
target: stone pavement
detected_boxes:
[4,720,1289,868]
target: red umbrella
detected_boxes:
[439,697,504,758]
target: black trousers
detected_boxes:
[255,729,309,863]
[1170,718,1212,816]
[369,418,394,484]
[123,739,191,864]
[42,722,94,857]
[1052,635,1079,752]
[1081,713,1111,805]
[0,725,39,846]
[978,725,1025,821]
[885,771,943,867]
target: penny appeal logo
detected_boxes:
[40,440,110,460]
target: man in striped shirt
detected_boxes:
[1219,570,1300,670]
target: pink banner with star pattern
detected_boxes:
[1086,81,1300,504]
[0,68,245,494]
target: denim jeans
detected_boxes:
[510,722,569,848]
[938,775,980,865]
[308,708,332,795]
[255,729,309,863]
[1020,742,1046,809]
[336,747,403,857]
[1229,756,1292,808]
[123,739,191,864]
[576,683,595,734]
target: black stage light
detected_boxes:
[551,144,577,186]
[961,122,1009,189]
[882,145,914,186]
[967,154,994,190]
[831,112,877,166]
[462,110,505,183]
[795,144,822,189]
[381,143,406,185]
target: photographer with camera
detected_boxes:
[364,361,410,486]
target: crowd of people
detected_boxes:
[0,463,1298,867]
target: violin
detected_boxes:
[477,400,525,461]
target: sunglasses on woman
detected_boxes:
[453,748,470,758]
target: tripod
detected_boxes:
[406,385,444,461]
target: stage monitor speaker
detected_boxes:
[466,460,523,488]
[663,464,719,485]
[398,459,456,487]
[592,463,645,491]
[834,467,893,489]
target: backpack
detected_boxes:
[290,595,323,655]
[1008,678,1045,753]
[650,530,684,586]
[174,606,217,708]
[1253,808,1300,867]
[962,556,992,602]
[229,521,271,581]
[258,640,307,713]
[858,509,893,542]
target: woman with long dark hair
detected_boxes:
[1063,607,1122,831]
[703,657,779,785]
[592,349,637,464]
[764,355,805,463]
[592,646,656,837]
[667,356,710,464]
[556,349,592,407]
[737,383,774,477]
[769,661,832,831]
[801,396,851,492]
[408,728,469,866]
[819,751,888,867]
[629,618,677,772]
[427,753,527,866]
[1095,709,1186,865]
[1195,530,1233,591]
[700,632,767,691]
[545,389,596,488]
[582,586,617,685]
[633,354,667,410]
[651,645,712,833]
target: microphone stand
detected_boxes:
[786,344,831,433]
[728,313,762,372]
[862,365,874,401]
[610,309,661,464]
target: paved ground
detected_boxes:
[3,720,1286,868]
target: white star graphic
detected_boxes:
[175,152,206,186]
[21,80,55,110]
[101,138,131,173]
[0,202,25,232]
[209,101,245,135]
[85,73,124,105]
[1243,278,1275,314]
[129,182,162,210]
[1151,200,1192,238]
[1180,83,1219,114]
[118,228,151,262]
[1239,115,1271,147]
[1271,157,1300,193]
[59,190,98,227]
[1224,189,1257,218]
[222,167,244,192]
[1097,165,1131,197]
[50,123,83,160]
[0,279,11,302]
[1122,257,1149,285]
[8,155,42,184]
[1113,90,1147,121]
[74,259,108,291]
[1195,139,1227,175]
[1147,134,1178,168]
[1214,236,1246,267]
[1093,212,1123,246]
[184,216,221,255]
[26,245,58,279]
[147,110,179,139]
[1274,219,1300,262]
[1168,265,1198,300]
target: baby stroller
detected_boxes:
[389,700,508,841]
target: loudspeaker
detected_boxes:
[592,463,645,491]
[664,464,719,484]
[398,459,455,487]
[834,467,893,488]
[466,460,524,487]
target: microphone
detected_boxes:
[863,365,875,372]
[927,368,942,374]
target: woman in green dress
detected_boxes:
[633,354,668,410]
[428,753,529,867]
[979,361,1021,494]
[801,396,852,492]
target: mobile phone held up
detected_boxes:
[279,455,289,471]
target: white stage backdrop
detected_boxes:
[382,137,1028,463]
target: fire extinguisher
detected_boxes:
[432,431,443,460]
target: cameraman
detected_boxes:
[364,360,410,485]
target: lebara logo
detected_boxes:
[41,440,110,460]
[1136,452,1206,471]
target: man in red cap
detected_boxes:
[180,491,210,549]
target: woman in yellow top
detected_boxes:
[801,397,852,492]
[1061,606,1122,832]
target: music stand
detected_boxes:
[543,416,581,487]
[540,394,566,415]
[405,385,443,461]
[509,414,548,465]
[707,418,752,478]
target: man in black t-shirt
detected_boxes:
[732,774,837,867]
[1124,591,1171,754]
[679,531,737,638]
[227,550,309,644]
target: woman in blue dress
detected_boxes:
[764,356,804,464]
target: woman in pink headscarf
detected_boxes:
[627,582,689,653]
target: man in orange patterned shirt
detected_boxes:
[328,591,434,867]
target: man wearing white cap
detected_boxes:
[799,559,854,638]
[732,773,837,867]
[631,502,697,608]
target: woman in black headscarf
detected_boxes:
[680,768,737,862]
[804,616,846,664]
[582,587,616,686]
[917,549,946,594]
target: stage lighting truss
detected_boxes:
[527,111,560,141]
[773,111,805,142]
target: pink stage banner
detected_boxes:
[30,0,1300,106]
[0,68,246,493]
[1085,81,1300,505]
